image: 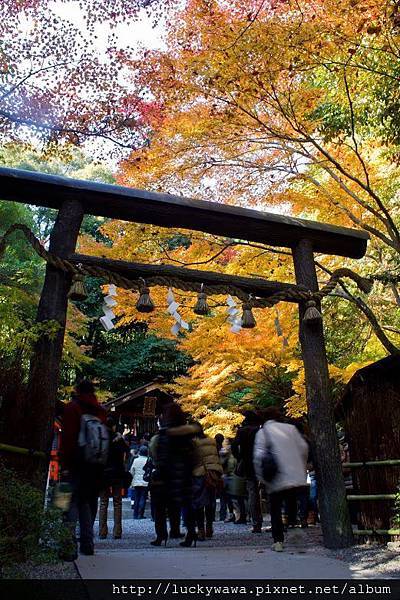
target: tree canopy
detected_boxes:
[0,0,173,154]
[1,0,400,432]
[89,0,399,421]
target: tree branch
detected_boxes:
[0,109,140,150]
[316,261,399,355]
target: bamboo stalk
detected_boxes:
[353,529,400,536]
[343,459,400,468]
[0,442,46,459]
[347,494,396,501]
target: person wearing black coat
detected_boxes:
[231,410,263,532]
[149,403,200,547]
[98,416,130,539]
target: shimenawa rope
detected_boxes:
[0,224,373,322]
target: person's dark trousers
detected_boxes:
[233,496,247,521]
[284,488,298,526]
[210,498,217,522]
[219,489,228,520]
[195,506,213,530]
[182,499,196,536]
[196,507,205,531]
[269,490,285,543]
[206,504,214,528]
[152,489,168,540]
[65,468,100,554]
[297,486,309,524]
[247,478,262,527]
[133,486,148,519]
[168,503,182,536]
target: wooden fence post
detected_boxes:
[25,199,84,492]
[292,239,353,548]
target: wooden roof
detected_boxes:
[103,378,173,413]
[338,355,400,408]
[345,355,399,385]
[0,167,368,258]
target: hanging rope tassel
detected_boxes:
[194,284,210,315]
[136,279,155,313]
[68,274,87,302]
[303,299,322,324]
[241,300,256,329]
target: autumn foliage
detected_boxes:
[0,0,174,154]
[76,0,400,428]
[3,0,400,432]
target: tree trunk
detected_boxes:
[292,239,353,548]
[24,199,84,491]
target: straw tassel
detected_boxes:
[332,268,374,295]
[241,301,256,329]
[303,299,322,324]
[136,279,155,313]
[194,284,210,315]
[68,275,87,302]
[358,276,373,294]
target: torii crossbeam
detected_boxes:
[0,166,369,549]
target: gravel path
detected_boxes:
[5,499,400,579]
[90,499,400,579]
[3,559,80,580]
[327,545,400,579]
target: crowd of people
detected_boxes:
[58,380,322,560]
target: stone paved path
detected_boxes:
[75,499,395,580]
[77,545,353,580]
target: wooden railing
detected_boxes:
[342,458,400,536]
[0,442,46,459]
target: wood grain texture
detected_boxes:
[26,199,84,491]
[0,166,368,258]
[69,252,308,300]
[339,355,400,535]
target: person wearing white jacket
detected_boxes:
[253,406,309,552]
[130,446,150,519]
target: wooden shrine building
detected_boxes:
[337,355,400,534]
[102,378,173,437]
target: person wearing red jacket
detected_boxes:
[59,380,107,560]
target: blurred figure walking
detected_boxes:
[149,404,199,547]
[232,411,263,532]
[220,443,236,523]
[254,406,308,552]
[192,425,223,540]
[99,416,130,539]
[59,380,107,559]
[130,445,150,519]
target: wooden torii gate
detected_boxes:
[0,167,369,549]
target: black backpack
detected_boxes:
[261,447,278,482]
[260,426,278,482]
[143,457,154,483]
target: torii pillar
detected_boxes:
[26,199,84,491]
[293,239,353,548]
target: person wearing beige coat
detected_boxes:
[193,436,223,477]
[192,430,223,540]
